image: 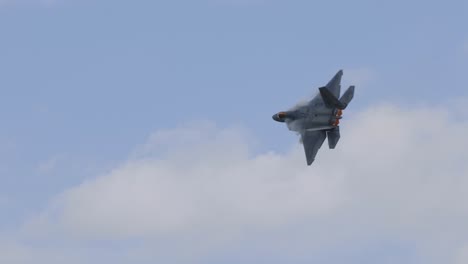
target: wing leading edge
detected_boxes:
[301,130,327,165]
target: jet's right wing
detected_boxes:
[301,130,327,165]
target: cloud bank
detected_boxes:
[7,102,468,263]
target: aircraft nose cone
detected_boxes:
[272,113,286,122]
[272,114,280,121]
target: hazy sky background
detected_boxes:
[0,0,467,263]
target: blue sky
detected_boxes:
[0,0,468,263]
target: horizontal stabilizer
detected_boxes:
[319,87,346,109]
[339,86,355,109]
[301,130,327,165]
[327,127,340,149]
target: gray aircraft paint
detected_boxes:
[272,70,355,165]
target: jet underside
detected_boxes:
[286,96,338,132]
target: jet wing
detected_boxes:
[301,130,327,165]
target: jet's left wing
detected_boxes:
[301,130,327,165]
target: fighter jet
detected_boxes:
[272,70,355,165]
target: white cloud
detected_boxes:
[18,102,468,263]
[456,244,468,264]
[32,122,344,239]
[0,241,62,264]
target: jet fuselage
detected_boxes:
[272,95,341,132]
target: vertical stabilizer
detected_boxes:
[339,85,355,109]
[325,70,343,98]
